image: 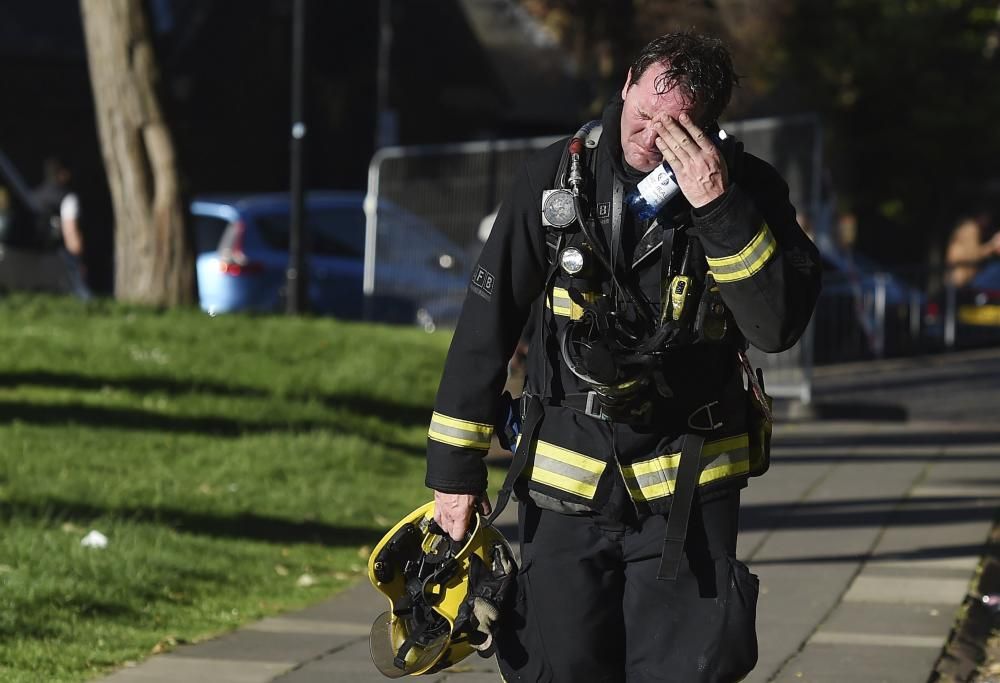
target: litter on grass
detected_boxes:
[81,530,109,549]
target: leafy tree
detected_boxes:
[781,0,1000,264]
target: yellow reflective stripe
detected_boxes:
[529,467,599,498]
[621,434,751,502]
[705,223,777,283]
[621,472,673,502]
[624,453,680,478]
[427,412,493,450]
[545,287,597,319]
[703,434,750,456]
[527,440,606,499]
[698,435,751,486]
[547,288,573,317]
[699,457,750,485]
[535,440,605,474]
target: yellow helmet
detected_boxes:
[367,501,515,678]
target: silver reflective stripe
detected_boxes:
[528,441,605,499]
[549,291,572,317]
[628,468,674,499]
[699,441,751,485]
[546,287,598,319]
[622,435,751,502]
[427,412,493,450]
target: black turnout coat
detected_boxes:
[425,96,821,521]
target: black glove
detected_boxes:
[457,541,516,653]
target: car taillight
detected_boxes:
[218,220,264,276]
[219,261,264,276]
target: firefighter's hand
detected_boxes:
[433,491,492,542]
[652,113,728,208]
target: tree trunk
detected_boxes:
[80,0,193,306]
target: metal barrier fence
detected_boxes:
[813,260,1000,364]
[726,114,824,402]
[813,262,926,365]
[363,135,560,329]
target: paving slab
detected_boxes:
[816,601,956,638]
[842,575,972,605]
[99,657,294,683]
[770,642,943,683]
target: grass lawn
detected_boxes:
[0,294,480,682]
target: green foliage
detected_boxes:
[0,295,453,682]
[782,0,1000,259]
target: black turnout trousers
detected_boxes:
[496,492,758,683]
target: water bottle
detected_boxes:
[625,128,727,220]
[625,163,681,220]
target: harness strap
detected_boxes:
[657,433,706,580]
[611,176,624,275]
[487,394,544,526]
[540,234,564,399]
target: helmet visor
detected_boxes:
[369,610,450,678]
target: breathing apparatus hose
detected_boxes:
[564,126,657,329]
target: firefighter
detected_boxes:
[425,32,821,682]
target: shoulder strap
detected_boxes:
[486,394,544,526]
[545,121,604,265]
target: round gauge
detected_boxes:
[559,247,585,275]
[542,190,577,228]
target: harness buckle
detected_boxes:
[584,391,609,421]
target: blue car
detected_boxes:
[191,191,469,327]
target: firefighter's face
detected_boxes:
[620,65,697,173]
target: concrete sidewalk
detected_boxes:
[98,352,1000,683]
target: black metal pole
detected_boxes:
[375,0,393,150]
[286,0,307,314]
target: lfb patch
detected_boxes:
[471,265,495,302]
[596,202,611,222]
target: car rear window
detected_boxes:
[255,208,366,258]
[192,215,231,254]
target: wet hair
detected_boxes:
[628,31,739,127]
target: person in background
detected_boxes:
[32,157,91,299]
[945,208,1000,288]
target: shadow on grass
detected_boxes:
[322,394,432,429]
[0,370,270,399]
[0,498,381,547]
[0,370,434,429]
[0,399,425,457]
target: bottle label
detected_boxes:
[637,165,679,208]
